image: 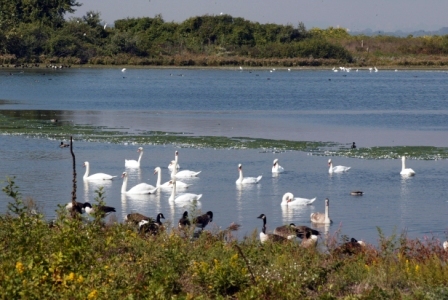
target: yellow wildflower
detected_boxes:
[77,275,84,284]
[67,272,75,281]
[16,262,24,274]
[88,290,98,299]
[415,265,420,272]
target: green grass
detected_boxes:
[1,178,448,299]
[2,112,448,160]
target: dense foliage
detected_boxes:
[2,1,447,67]
[1,177,448,299]
[1,1,448,68]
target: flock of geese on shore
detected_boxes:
[63,146,443,251]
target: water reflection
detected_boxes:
[83,179,113,202]
[280,205,312,224]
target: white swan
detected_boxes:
[125,147,143,168]
[172,151,201,178]
[281,192,316,206]
[83,161,117,180]
[168,179,202,203]
[236,163,262,184]
[168,160,180,171]
[121,172,157,194]
[310,198,332,224]
[272,158,284,173]
[154,167,190,189]
[328,159,351,174]
[400,156,415,176]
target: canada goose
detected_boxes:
[194,211,213,230]
[301,231,318,249]
[125,212,151,225]
[178,211,191,229]
[138,213,165,235]
[257,214,287,244]
[328,159,351,173]
[400,156,415,176]
[350,191,364,196]
[333,238,366,256]
[351,142,356,149]
[60,141,70,148]
[273,223,298,239]
[310,198,332,224]
[65,201,85,214]
[83,202,116,217]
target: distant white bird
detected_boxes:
[239,66,243,71]
[272,158,284,173]
[400,156,415,176]
[287,68,291,72]
[220,12,223,15]
[121,68,126,72]
[236,163,262,184]
[104,23,107,30]
[374,67,378,72]
[369,67,373,72]
[328,159,351,174]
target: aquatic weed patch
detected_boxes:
[1,113,448,159]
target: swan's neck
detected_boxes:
[156,169,161,187]
[402,158,406,171]
[169,181,176,201]
[137,151,143,163]
[325,203,330,223]
[83,164,90,179]
[238,169,243,182]
[329,162,333,173]
[121,175,128,193]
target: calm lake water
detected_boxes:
[1,67,448,245]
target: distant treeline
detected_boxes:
[1,1,448,67]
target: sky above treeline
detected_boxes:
[72,0,447,33]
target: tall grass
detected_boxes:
[1,177,447,299]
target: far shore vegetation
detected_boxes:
[2,1,448,68]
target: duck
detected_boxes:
[138,213,165,235]
[125,212,151,225]
[328,159,351,174]
[154,167,190,189]
[83,161,117,181]
[281,192,316,206]
[236,164,262,184]
[272,158,284,173]
[257,214,287,244]
[301,231,318,249]
[169,179,202,204]
[172,151,201,178]
[121,172,158,194]
[83,202,116,217]
[125,147,144,168]
[194,211,213,230]
[178,211,191,229]
[350,190,364,196]
[310,198,332,224]
[351,142,357,149]
[60,141,70,148]
[400,156,415,176]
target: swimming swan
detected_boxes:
[272,158,284,173]
[400,156,415,176]
[172,151,201,178]
[328,159,351,174]
[125,147,144,168]
[83,161,117,180]
[154,167,190,189]
[236,164,262,184]
[310,198,332,224]
[169,179,202,203]
[121,172,158,194]
[281,192,316,206]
